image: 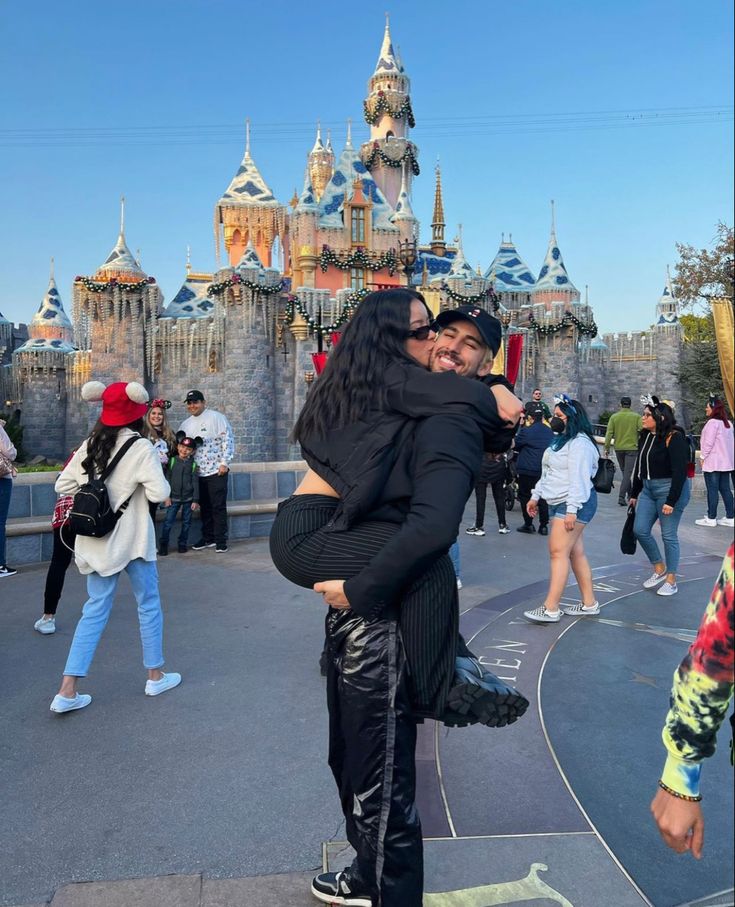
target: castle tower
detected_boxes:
[215,121,287,268]
[72,200,161,388]
[391,164,418,246]
[430,164,446,256]
[307,123,335,203]
[655,265,681,327]
[360,17,419,209]
[485,235,536,310]
[291,163,320,288]
[29,259,74,343]
[654,265,685,422]
[531,201,580,309]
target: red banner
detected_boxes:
[329,332,341,347]
[505,333,523,386]
[311,352,328,375]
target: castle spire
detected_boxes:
[186,245,192,274]
[311,121,324,154]
[308,121,334,202]
[484,235,536,290]
[120,195,125,236]
[550,198,556,240]
[50,256,55,280]
[245,118,251,158]
[346,118,352,148]
[532,202,579,302]
[373,14,401,76]
[97,201,146,279]
[392,164,416,222]
[430,162,446,255]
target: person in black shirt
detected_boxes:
[630,396,691,597]
[270,291,524,907]
[515,411,554,533]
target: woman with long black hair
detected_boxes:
[50,381,180,713]
[523,394,600,624]
[270,288,524,907]
[630,395,691,597]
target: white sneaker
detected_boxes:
[50,693,92,713]
[34,616,56,635]
[657,582,678,597]
[524,605,561,623]
[717,516,734,527]
[695,517,718,527]
[561,601,600,616]
[465,526,485,537]
[456,578,463,590]
[498,526,511,534]
[145,672,182,696]
[643,571,667,589]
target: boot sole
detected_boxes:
[447,681,529,728]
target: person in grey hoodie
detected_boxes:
[158,433,201,556]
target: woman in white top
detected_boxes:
[524,394,600,624]
[50,381,181,714]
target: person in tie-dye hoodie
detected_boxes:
[651,542,734,858]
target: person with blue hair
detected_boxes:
[523,394,600,623]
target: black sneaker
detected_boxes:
[311,870,372,906]
[215,543,228,553]
[516,524,536,534]
[178,544,188,553]
[158,542,169,557]
[538,524,549,536]
[0,564,17,578]
[192,540,215,550]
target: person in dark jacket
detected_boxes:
[158,434,201,556]
[515,410,554,534]
[269,290,524,907]
[630,395,691,597]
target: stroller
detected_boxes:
[504,450,518,512]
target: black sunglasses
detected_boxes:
[407,322,437,341]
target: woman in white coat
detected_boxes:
[50,381,181,714]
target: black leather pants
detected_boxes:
[326,609,423,906]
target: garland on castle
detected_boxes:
[528,311,598,337]
[320,246,398,275]
[363,92,415,128]
[207,274,285,296]
[363,142,420,175]
[441,283,500,311]
[75,276,156,293]
[284,289,368,335]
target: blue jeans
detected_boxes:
[704,471,734,519]
[63,559,165,677]
[0,477,11,564]
[633,478,691,575]
[160,500,193,546]
[449,539,460,579]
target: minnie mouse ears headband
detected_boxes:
[708,393,721,406]
[149,398,171,410]
[553,392,577,413]
[640,393,660,408]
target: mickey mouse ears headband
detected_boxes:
[553,393,577,413]
[149,398,171,410]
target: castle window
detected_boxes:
[351,207,366,244]
[208,350,218,373]
[350,268,366,291]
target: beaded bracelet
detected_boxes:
[658,780,702,802]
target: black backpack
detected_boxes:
[592,456,616,494]
[69,436,141,538]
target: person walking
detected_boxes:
[523,395,600,624]
[49,381,180,714]
[651,542,734,858]
[465,451,510,536]
[158,433,200,555]
[695,394,734,528]
[270,291,524,907]
[524,387,551,423]
[604,396,643,506]
[515,410,554,535]
[630,395,691,598]
[0,417,17,578]
[179,390,234,553]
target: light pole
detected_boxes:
[398,238,418,285]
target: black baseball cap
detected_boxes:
[184,390,205,403]
[434,305,503,355]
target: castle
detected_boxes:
[0,20,685,461]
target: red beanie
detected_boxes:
[81,381,149,426]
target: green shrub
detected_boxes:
[598,410,614,426]
[0,412,25,461]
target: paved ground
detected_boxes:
[1,490,733,907]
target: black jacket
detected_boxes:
[515,421,554,476]
[630,428,688,506]
[299,361,515,618]
[166,456,200,503]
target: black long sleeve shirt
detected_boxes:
[631,429,689,506]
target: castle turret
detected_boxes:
[360,17,418,208]
[485,236,536,310]
[655,265,681,328]
[430,164,446,256]
[391,165,418,245]
[29,259,74,344]
[531,201,580,309]
[307,123,335,203]
[291,163,320,288]
[215,121,287,268]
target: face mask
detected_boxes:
[549,416,566,434]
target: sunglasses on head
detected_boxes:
[407,322,437,341]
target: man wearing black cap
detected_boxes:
[179,391,235,552]
[604,396,643,506]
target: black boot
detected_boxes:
[158,541,169,556]
[447,655,529,728]
[538,524,549,536]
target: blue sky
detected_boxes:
[1,0,732,332]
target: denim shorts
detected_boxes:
[548,488,598,524]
